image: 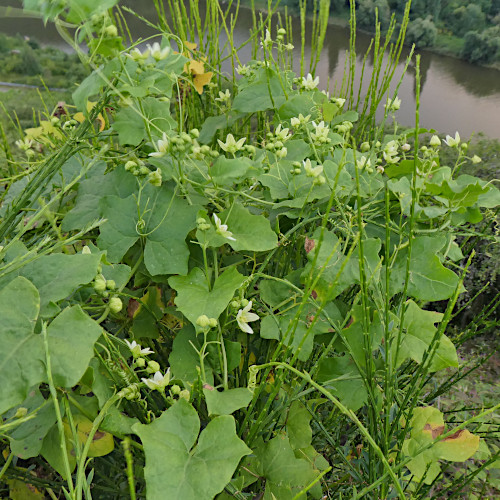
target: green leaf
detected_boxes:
[0,277,43,414]
[395,300,458,372]
[317,356,368,411]
[97,195,139,262]
[132,399,251,500]
[15,253,102,317]
[169,267,244,329]
[140,183,199,276]
[47,305,103,387]
[98,183,199,275]
[286,401,312,450]
[62,164,136,231]
[232,75,285,113]
[221,204,278,252]
[256,435,319,496]
[169,325,213,385]
[210,157,253,186]
[203,387,253,416]
[389,236,460,301]
[113,98,176,146]
[72,59,120,112]
[7,389,56,459]
[199,112,245,144]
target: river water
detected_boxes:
[1,0,499,139]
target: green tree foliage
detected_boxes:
[406,16,438,47]
[451,4,487,37]
[462,26,500,63]
[357,0,391,30]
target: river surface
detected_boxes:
[1,0,499,138]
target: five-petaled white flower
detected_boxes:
[303,158,324,178]
[142,369,171,391]
[125,340,154,358]
[444,132,460,148]
[236,301,260,334]
[215,89,231,102]
[149,133,169,158]
[213,214,236,241]
[301,73,319,90]
[217,133,246,154]
[385,96,401,112]
[127,47,150,62]
[146,42,171,61]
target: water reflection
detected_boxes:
[0,0,499,137]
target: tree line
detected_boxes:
[280,0,500,64]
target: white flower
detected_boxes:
[444,132,460,148]
[311,120,330,144]
[275,147,288,159]
[127,47,150,62]
[215,89,231,102]
[332,97,346,107]
[284,43,294,50]
[213,214,236,241]
[237,64,250,75]
[429,135,441,147]
[15,138,33,151]
[356,156,371,170]
[217,133,246,154]
[147,42,170,61]
[149,132,169,158]
[383,140,400,164]
[301,73,319,91]
[142,369,171,391]
[125,340,154,358]
[261,29,273,49]
[274,124,291,142]
[401,143,411,152]
[236,301,259,334]
[385,96,401,112]
[303,158,323,178]
[291,113,310,128]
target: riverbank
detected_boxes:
[245,0,500,70]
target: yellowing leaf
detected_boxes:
[63,414,114,458]
[183,40,197,52]
[74,101,106,132]
[193,71,213,94]
[8,479,44,500]
[434,429,480,462]
[188,59,205,75]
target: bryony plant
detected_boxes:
[0,1,499,499]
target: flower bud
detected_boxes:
[94,276,107,293]
[230,300,240,308]
[471,154,482,164]
[360,142,370,152]
[125,160,137,171]
[429,135,441,147]
[148,168,162,187]
[190,128,200,138]
[171,384,181,395]
[240,298,249,307]
[179,389,190,401]
[106,279,116,290]
[196,314,210,328]
[109,296,123,313]
[208,317,218,328]
[82,245,91,255]
[15,407,28,419]
[139,166,151,176]
[278,28,286,35]
[105,25,118,37]
[147,360,161,374]
[135,357,146,368]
